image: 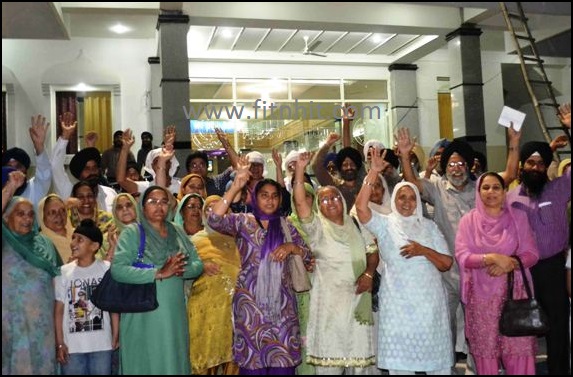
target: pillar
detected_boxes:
[446,25,486,155]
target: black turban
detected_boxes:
[440,140,475,173]
[383,148,400,169]
[73,219,103,247]
[2,147,31,170]
[336,147,363,171]
[520,141,552,167]
[69,148,101,180]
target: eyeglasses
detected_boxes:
[320,195,342,205]
[185,204,203,210]
[190,162,206,169]
[447,161,466,168]
[145,198,170,207]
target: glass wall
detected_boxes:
[187,78,389,156]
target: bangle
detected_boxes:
[157,272,163,281]
[363,181,374,187]
[482,254,487,267]
[56,344,64,349]
[292,181,305,186]
[156,166,166,171]
[362,272,373,279]
[222,198,229,205]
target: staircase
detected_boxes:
[499,2,571,162]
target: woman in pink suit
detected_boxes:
[456,172,539,375]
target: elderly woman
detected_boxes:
[174,194,205,237]
[2,171,62,374]
[208,159,311,375]
[182,195,241,375]
[38,193,75,262]
[355,149,454,375]
[111,186,203,374]
[293,152,376,375]
[456,172,539,375]
[178,173,207,200]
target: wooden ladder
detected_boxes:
[499,2,571,161]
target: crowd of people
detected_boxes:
[2,103,571,375]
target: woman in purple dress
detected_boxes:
[208,159,311,375]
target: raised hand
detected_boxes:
[558,102,571,129]
[7,170,26,190]
[396,128,414,157]
[370,148,389,174]
[122,129,135,150]
[59,112,77,141]
[271,148,282,169]
[233,156,252,189]
[164,125,176,146]
[550,134,569,151]
[325,133,341,147]
[29,114,50,154]
[84,131,98,148]
[296,151,314,171]
[507,122,522,144]
[215,127,231,148]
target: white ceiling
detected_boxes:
[2,2,570,65]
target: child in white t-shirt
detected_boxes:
[54,219,119,375]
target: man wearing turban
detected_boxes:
[507,103,571,375]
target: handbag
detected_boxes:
[280,218,311,293]
[92,224,159,313]
[499,256,549,337]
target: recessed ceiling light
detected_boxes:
[221,29,233,38]
[110,24,131,34]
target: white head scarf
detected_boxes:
[144,148,180,178]
[363,140,385,160]
[388,181,430,247]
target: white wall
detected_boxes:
[2,37,156,162]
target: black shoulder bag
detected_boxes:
[92,223,159,313]
[499,256,549,337]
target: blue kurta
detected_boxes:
[365,212,454,372]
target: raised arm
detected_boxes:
[396,128,424,194]
[51,112,76,199]
[293,151,314,220]
[28,114,52,199]
[311,133,339,187]
[272,148,285,188]
[215,127,239,169]
[356,148,389,225]
[500,123,521,187]
[213,156,251,217]
[2,170,26,213]
[116,129,139,194]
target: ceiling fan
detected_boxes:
[303,35,327,57]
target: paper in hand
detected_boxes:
[498,106,526,131]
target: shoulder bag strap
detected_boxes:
[280,217,293,243]
[513,255,533,299]
[137,223,146,262]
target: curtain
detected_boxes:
[438,92,453,140]
[84,92,112,152]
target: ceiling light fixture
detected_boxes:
[221,29,234,38]
[110,24,131,34]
